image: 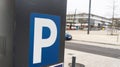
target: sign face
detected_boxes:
[29,13,61,67]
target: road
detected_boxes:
[65,42,120,59]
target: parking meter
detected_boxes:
[14,0,67,67]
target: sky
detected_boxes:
[67,0,120,18]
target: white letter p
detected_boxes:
[33,18,57,64]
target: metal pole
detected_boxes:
[72,56,76,67]
[87,0,91,34]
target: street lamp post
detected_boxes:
[87,0,92,34]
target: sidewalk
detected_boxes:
[64,49,120,67]
[64,30,120,67]
[67,30,120,49]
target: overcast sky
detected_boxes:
[67,0,120,18]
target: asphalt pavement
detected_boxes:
[65,42,120,59]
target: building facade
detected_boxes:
[66,13,112,30]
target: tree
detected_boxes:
[114,18,120,28]
[111,0,115,35]
[106,0,120,35]
[78,18,86,29]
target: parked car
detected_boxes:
[65,33,72,40]
[71,26,76,30]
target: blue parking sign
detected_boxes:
[29,13,61,67]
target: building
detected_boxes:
[66,13,112,30]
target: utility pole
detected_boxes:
[87,0,92,34]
